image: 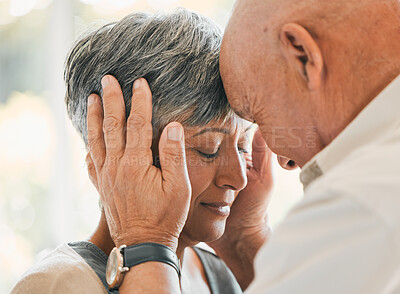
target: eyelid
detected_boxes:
[196,148,220,159]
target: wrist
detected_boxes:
[115,230,179,252]
[217,221,270,258]
[107,242,181,290]
[217,231,268,265]
[212,222,270,291]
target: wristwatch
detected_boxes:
[106,243,181,289]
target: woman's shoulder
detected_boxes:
[192,246,243,294]
[10,243,107,294]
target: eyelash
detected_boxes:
[239,147,250,155]
[197,147,249,159]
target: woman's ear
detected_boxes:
[280,23,324,90]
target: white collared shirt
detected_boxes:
[247,75,400,294]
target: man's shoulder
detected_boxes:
[308,126,400,198]
[303,133,400,250]
[10,243,107,294]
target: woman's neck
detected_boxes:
[87,212,115,256]
[176,232,198,266]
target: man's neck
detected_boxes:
[298,68,400,168]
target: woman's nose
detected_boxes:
[215,150,248,191]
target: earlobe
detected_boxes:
[280,23,323,90]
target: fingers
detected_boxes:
[251,129,272,174]
[85,152,99,190]
[101,75,127,159]
[158,122,191,196]
[87,93,106,171]
[125,78,153,167]
[244,153,254,170]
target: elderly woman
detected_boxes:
[11,8,271,294]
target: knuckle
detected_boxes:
[161,153,185,168]
[87,140,103,154]
[103,116,122,133]
[104,156,118,171]
[86,158,95,172]
[85,153,92,165]
[87,127,101,143]
[161,144,185,157]
[127,114,148,130]
[88,169,98,184]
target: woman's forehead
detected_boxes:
[185,116,254,138]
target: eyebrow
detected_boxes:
[192,124,255,138]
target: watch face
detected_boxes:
[106,248,120,287]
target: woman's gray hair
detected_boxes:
[64,8,233,147]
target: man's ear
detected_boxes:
[280,23,323,90]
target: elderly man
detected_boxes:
[86,0,400,293]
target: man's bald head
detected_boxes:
[221,0,400,167]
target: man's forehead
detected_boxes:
[232,0,273,17]
[224,90,254,123]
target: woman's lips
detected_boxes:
[200,202,231,217]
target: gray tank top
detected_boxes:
[69,241,243,294]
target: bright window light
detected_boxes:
[147,0,179,10]
[9,0,38,16]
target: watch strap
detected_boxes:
[122,243,181,279]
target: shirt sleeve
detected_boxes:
[245,186,399,294]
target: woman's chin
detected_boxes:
[182,218,227,244]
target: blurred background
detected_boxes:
[0,0,303,291]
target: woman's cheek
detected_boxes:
[186,154,218,202]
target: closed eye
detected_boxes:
[197,150,219,159]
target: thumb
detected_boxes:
[158,122,191,196]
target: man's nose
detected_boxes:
[277,155,298,170]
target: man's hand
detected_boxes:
[86,75,191,251]
[208,130,273,290]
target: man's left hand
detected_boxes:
[207,129,273,290]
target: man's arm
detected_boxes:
[86,75,189,293]
[119,263,181,293]
[208,130,274,290]
[245,187,396,294]
[211,223,270,291]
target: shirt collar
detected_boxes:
[300,75,400,189]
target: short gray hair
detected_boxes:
[64,8,233,147]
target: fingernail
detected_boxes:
[101,76,110,88]
[133,79,141,89]
[167,126,183,141]
[88,95,96,106]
